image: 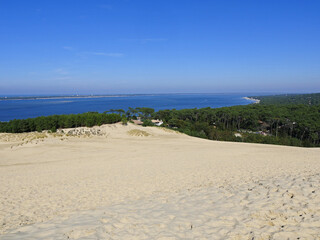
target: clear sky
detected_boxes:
[0,0,320,95]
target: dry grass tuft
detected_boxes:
[0,132,48,143]
[127,129,151,137]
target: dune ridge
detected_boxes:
[0,123,319,239]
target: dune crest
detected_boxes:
[0,123,319,239]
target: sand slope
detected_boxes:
[0,123,319,239]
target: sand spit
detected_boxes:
[243,97,260,104]
[0,123,319,239]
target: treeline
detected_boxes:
[1,104,320,147]
[153,104,320,147]
[250,93,320,105]
[0,112,122,133]
[0,107,156,133]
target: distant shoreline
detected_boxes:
[243,97,260,104]
[0,93,253,101]
[0,94,156,101]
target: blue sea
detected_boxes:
[0,94,255,122]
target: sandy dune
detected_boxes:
[0,123,319,239]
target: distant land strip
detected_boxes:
[0,94,157,101]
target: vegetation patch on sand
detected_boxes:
[63,128,105,137]
[127,129,150,137]
[0,132,47,143]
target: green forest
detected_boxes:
[1,94,320,147]
[153,104,320,147]
[0,112,122,133]
[250,93,320,105]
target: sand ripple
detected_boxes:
[0,123,319,239]
[2,173,319,239]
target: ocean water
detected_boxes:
[0,94,254,122]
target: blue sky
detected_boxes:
[0,0,320,95]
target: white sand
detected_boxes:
[0,123,319,239]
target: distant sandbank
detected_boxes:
[243,96,261,103]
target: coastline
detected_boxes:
[243,96,260,104]
[0,94,254,122]
[1,94,260,102]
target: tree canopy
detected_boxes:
[250,93,320,105]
